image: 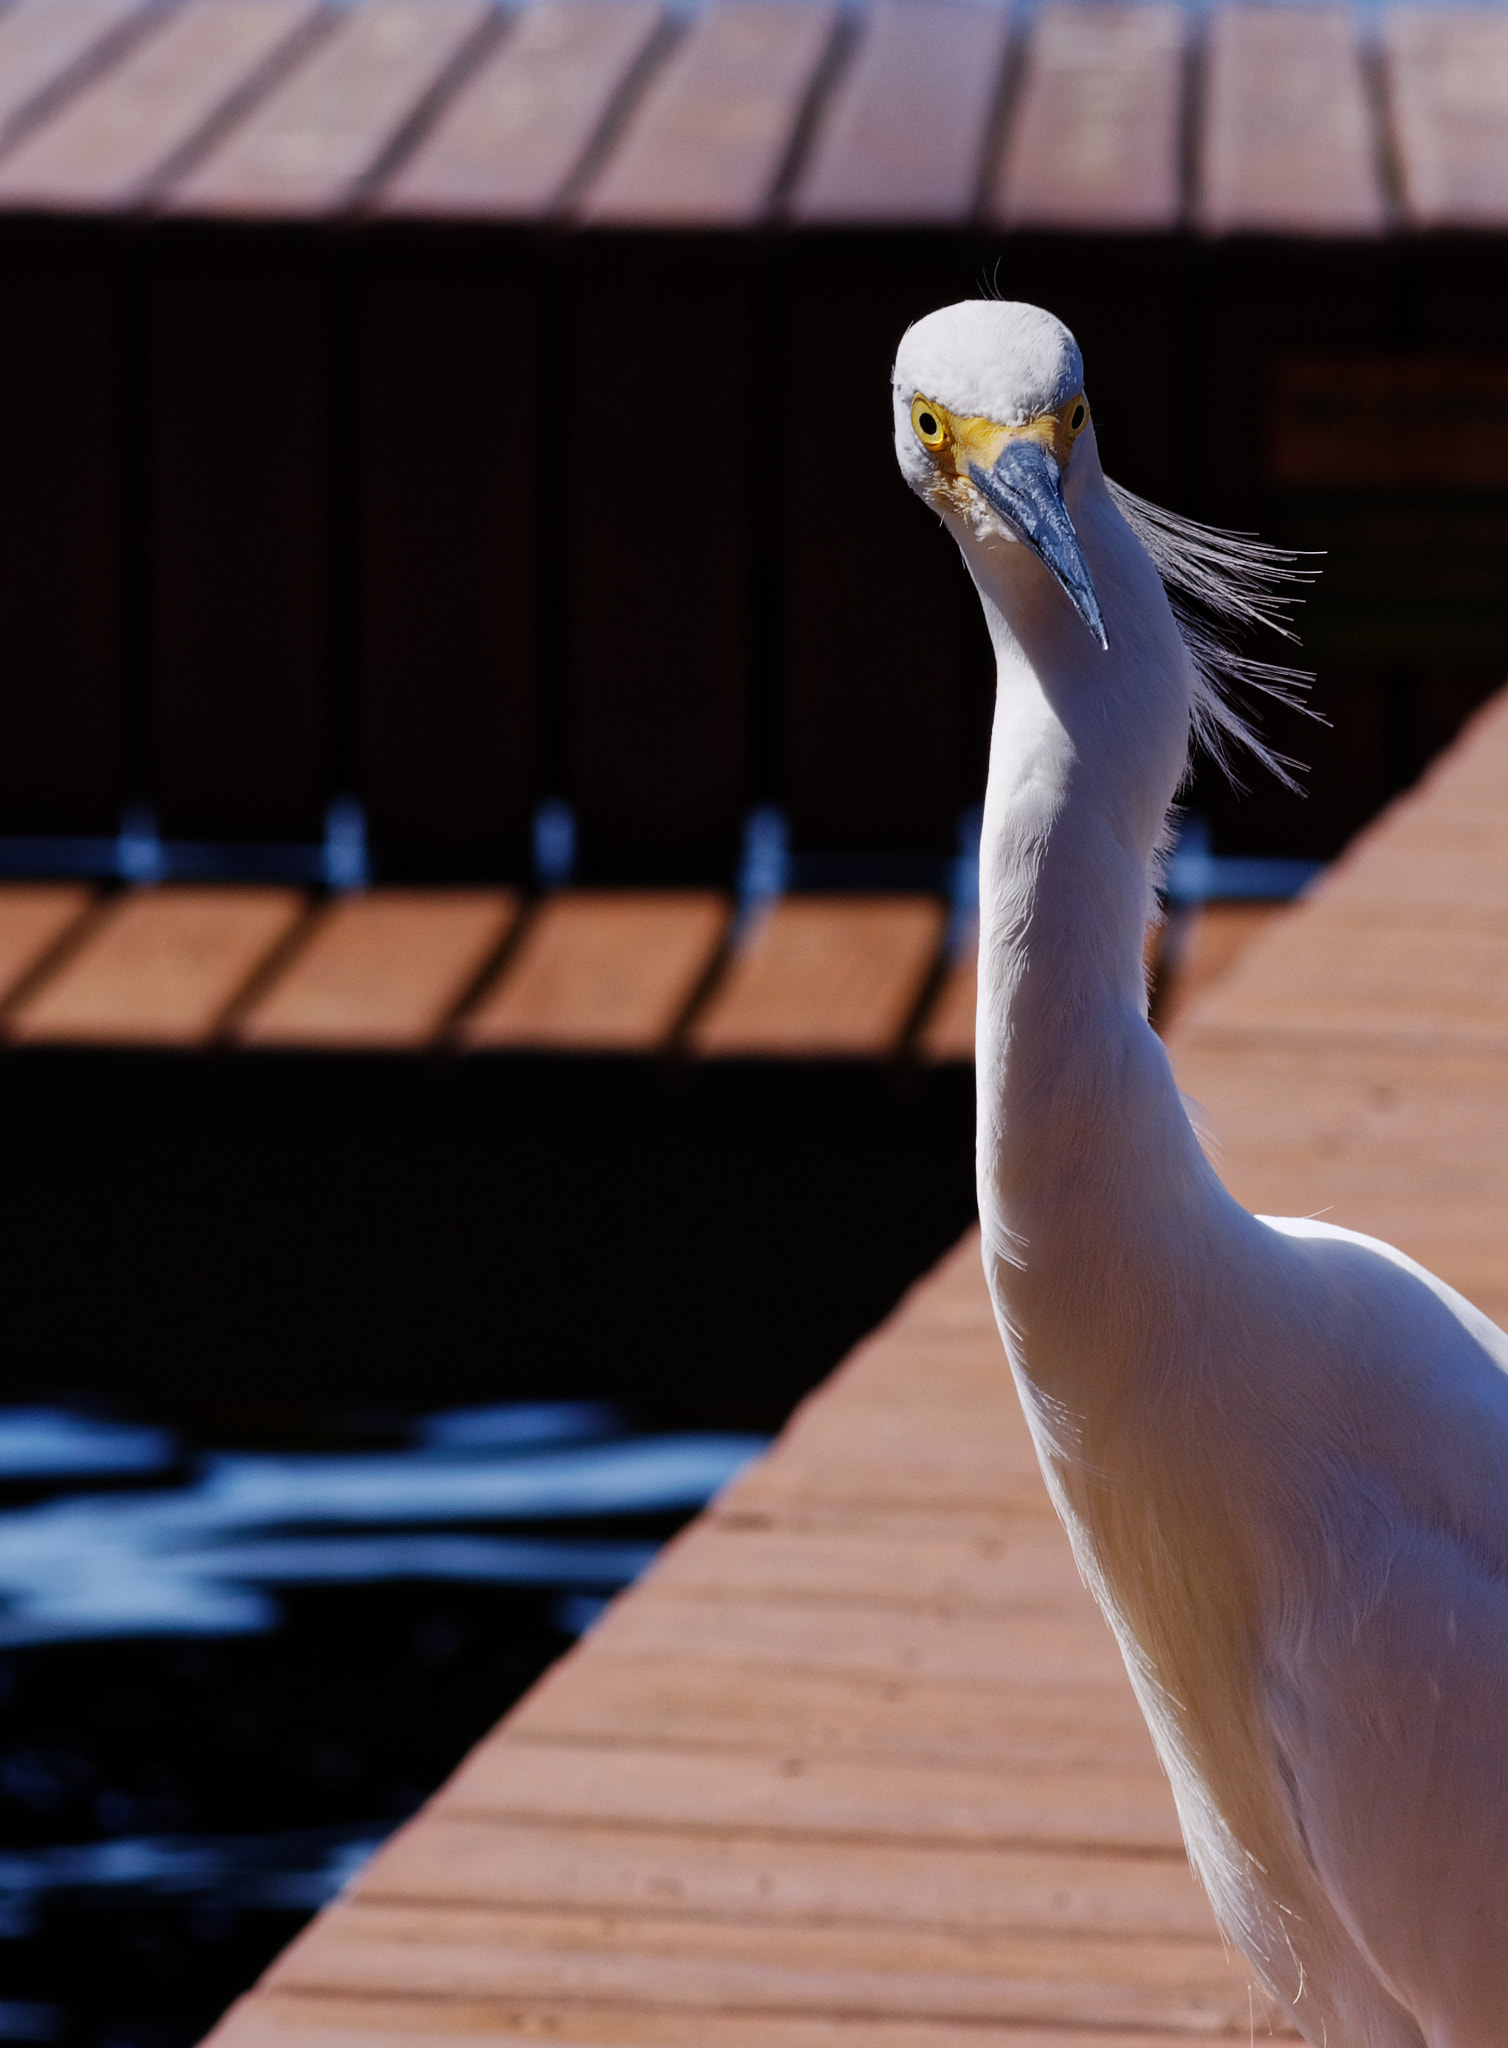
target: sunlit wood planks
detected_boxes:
[0,886,964,1058]
[0,0,1496,238]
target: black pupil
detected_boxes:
[1071,404,1085,429]
[918,412,938,437]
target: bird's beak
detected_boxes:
[969,440,1107,651]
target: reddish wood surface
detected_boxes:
[992,4,1185,231]
[579,1,836,228]
[916,945,976,1063]
[7,885,306,1046]
[0,0,151,149]
[1386,7,1508,228]
[1153,902,1288,1037]
[0,0,321,209]
[1198,6,1384,235]
[168,0,495,216]
[379,0,664,219]
[688,895,946,1058]
[788,0,1008,226]
[0,884,95,1009]
[236,889,518,1049]
[464,890,727,1052]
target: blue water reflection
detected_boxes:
[0,1399,766,2046]
[0,1408,761,1647]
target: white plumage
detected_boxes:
[892,299,1508,2047]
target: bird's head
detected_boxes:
[893,300,1106,650]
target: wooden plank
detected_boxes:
[916,949,975,1063]
[463,890,727,1053]
[0,0,151,148]
[0,0,321,209]
[1198,6,1384,235]
[168,0,494,216]
[503,1649,1159,1774]
[649,1512,1087,1613]
[1153,902,1287,1037]
[788,0,1008,225]
[0,884,95,1007]
[236,889,518,1050]
[378,0,665,218]
[261,1898,1267,2035]
[992,4,1185,231]
[579,2,836,228]
[221,1991,1242,2048]
[435,1734,1169,1850]
[576,1590,1129,1696]
[688,897,945,1059]
[1386,7,1508,228]
[1175,903,1508,1051]
[358,1813,1212,1938]
[6,885,305,1046]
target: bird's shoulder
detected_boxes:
[1256,1213,1508,1378]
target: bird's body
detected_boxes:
[892,300,1508,2045]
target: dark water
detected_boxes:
[0,1402,763,2048]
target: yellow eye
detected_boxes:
[1065,394,1089,437]
[911,396,947,451]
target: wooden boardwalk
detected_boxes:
[192,689,1508,2045]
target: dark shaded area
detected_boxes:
[145,231,335,845]
[0,1050,977,1434]
[565,238,760,884]
[0,1042,976,2048]
[355,236,545,881]
[0,1557,675,2048]
[0,228,126,836]
[776,237,995,861]
[1,215,1506,874]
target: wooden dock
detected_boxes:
[187,683,1508,2046]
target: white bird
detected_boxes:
[892,299,1508,2047]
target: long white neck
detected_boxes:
[959,435,1223,1427]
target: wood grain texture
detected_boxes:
[0,0,150,148]
[1197,5,1384,235]
[261,1897,1265,2033]
[688,895,945,1058]
[378,0,664,218]
[218,1993,1231,2048]
[463,890,727,1053]
[168,0,494,215]
[992,4,1185,231]
[0,0,319,209]
[1386,7,1508,227]
[788,0,1008,226]
[358,1812,1215,1936]
[236,889,518,1049]
[7,886,305,1046]
[579,1,836,227]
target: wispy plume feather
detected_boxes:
[1106,479,1322,792]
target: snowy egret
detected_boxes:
[893,299,1508,2046]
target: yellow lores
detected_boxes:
[908,390,1091,510]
